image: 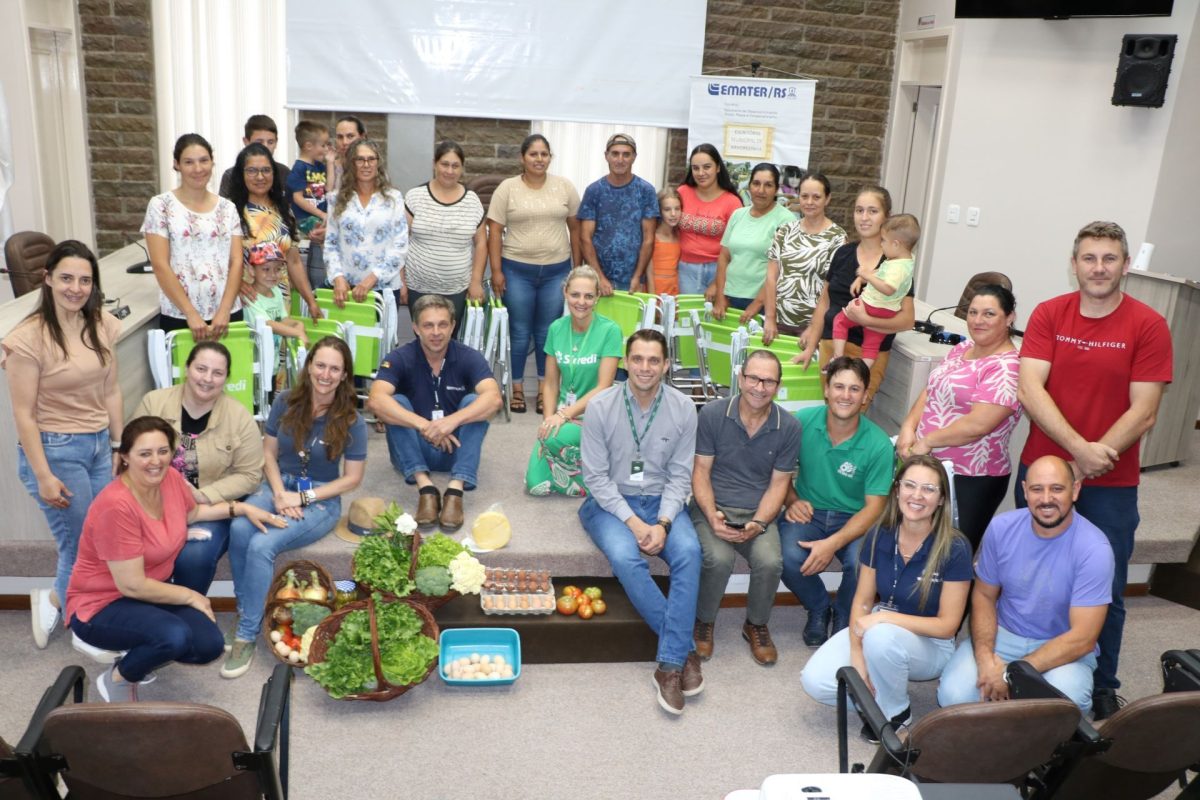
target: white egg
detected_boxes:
[493,655,506,667]
[480,654,491,665]
[470,653,481,664]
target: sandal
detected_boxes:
[535,389,544,416]
[510,386,527,414]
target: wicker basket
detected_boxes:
[352,532,460,610]
[306,594,439,702]
[352,531,419,599]
[262,559,337,665]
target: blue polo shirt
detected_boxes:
[793,405,894,514]
[375,340,494,419]
[863,526,973,618]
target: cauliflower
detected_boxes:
[299,625,317,662]
[448,551,486,595]
[395,512,418,535]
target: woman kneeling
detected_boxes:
[800,455,971,740]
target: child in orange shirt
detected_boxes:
[650,187,682,295]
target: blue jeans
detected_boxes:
[1014,463,1137,691]
[936,625,1099,713]
[384,393,486,489]
[578,495,701,667]
[170,519,231,595]
[501,257,572,381]
[677,260,718,296]
[802,625,956,719]
[229,476,342,641]
[779,509,861,629]
[69,599,224,683]
[18,430,112,605]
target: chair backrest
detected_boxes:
[465,173,509,214]
[595,292,648,338]
[2,231,56,298]
[773,364,824,411]
[41,702,262,799]
[165,324,264,418]
[695,315,748,389]
[313,288,385,378]
[954,271,1013,319]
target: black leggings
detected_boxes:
[954,473,1011,552]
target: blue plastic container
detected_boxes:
[439,627,521,686]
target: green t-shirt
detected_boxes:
[543,314,623,405]
[243,286,287,357]
[720,203,796,300]
[793,404,895,514]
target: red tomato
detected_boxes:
[577,603,595,620]
[576,593,592,606]
[556,595,578,615]
[590,598,607,615]
[560,585,581,599]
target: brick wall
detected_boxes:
[79,0,158,256]
[297,110,390,179]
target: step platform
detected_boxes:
[435,576,670,664]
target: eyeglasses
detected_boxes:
[354,156,379,165]
[898,479,940,496]
[243,167,274,177]
[742,374,779,390]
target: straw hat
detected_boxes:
[333,496,390,543]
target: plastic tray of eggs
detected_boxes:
[479,568,556,615]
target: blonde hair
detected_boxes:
[657,187,681,228]
[562,264,601,294]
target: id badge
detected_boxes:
[296,476,313,492]
[565,391,577,406]
[629,460,645,482]
[431,408,444,420]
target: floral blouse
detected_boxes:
[141,191,242,319]
[324,188,408,291]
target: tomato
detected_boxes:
[576,593,592,607]
[583,587,602,600]
[560,585,581,599]
[577,603,595,620]
[590,598,607,615]
[556,595,578,615]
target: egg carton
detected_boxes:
[480,568,555,615]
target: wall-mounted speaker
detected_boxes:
[1112,34,1177,108]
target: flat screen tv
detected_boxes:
[955,0,1173,18]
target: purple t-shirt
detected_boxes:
[976,508,1113,642]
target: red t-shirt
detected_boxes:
[676,184,743,264]
[66,469,196,623]
[1020,292,1173,487]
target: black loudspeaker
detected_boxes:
[1112,34,1177,108]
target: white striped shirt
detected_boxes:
[403,183,485,294]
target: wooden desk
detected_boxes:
[0,243,161,543]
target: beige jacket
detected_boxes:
[134,384,264,503]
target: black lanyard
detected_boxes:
[297,427,322,478]
[430,358,445,411]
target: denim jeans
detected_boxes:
[307,242,326,292]
[1014,462,1137,691]
[384,393,486,489]
[578,495,701,667]
[677,260,717,296]
[69,599,224,683]
[802,625,956,719]
[170,519,231,595]
[936,625,1099,713]
[229,476,342,641]
[501,257,572,382]
[18,430,112,605]
[779,509,861,629]
[690,502,782,626]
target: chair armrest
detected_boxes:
[1006,660,1064,700]
[1162,650,1200,692]
[14,665,86,756]
[835,665,907,774]
[244,663,292,800]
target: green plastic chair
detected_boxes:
[773,363,825,411]
[694,312,748,395]
[160,322,265,419]
[312,288,384,379]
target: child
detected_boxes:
[244,243,309,386]
[287,120,330,288]
[831,213,919,366]
[649,187,682,295]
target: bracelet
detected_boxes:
[557,409,570,421]
[228,500,238,518]
[300,491,310,507]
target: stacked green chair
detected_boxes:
[146,321,271,421]
[691,310,749,399]
[595,291,655,369]
[482,297,512,422]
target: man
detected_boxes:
[218,114,289,198]
[779,357,893,646]
[937,455,1115,713]
[367,295,501,530]
[328,114,366,193]
[579,329,702,715]
[690,350,799,666]
[1016,220,1172,719]
[577,133,660,294]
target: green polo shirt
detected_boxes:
[793,405,894,514]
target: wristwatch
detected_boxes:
[750,519,767,532]
[657,517,672,534]
[301,489,317,507]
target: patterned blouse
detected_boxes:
[767,219,847,329]
[325,188,408,291]
[916,340,1022,477]
[141,191,242,320]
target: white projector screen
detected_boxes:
[286,0,707,127]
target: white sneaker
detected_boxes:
[31,588,60,649]
[71,632,126,664]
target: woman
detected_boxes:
[799,186,914,407]
[525,266,622,496]
[324,138,408,309]
[762,171,847,343]
[142,133,243,340]
[896,286,1021,550]
[134,341,264,594]
[66,416,282,702]
[487,134,581,414]
[227,142,321,320]
[403,140,488,337]
[711,163,794,320]
[3,240,123,649]
[222,336,366,678]
[676,143,742,297]
[800,455,972,738]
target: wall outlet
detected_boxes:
[946,204,960,223]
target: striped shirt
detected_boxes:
[404,183,485,294]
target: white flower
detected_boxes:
[395,513,418,535]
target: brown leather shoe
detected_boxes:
[415,489,440,526]
[439,491,464,531]
[693,620,714,661]
[652,668,684,715]
[682,652,704,697]
[742,621,778,666]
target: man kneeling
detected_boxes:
[579,330,703,715]
[936,455,1114,713]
